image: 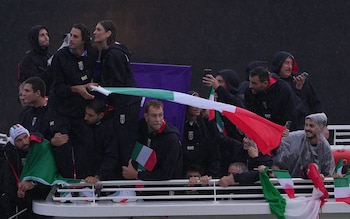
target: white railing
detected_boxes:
[328,125,350,149]
[32,178,350,219]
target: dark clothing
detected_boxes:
[0,140,51,219]
[49,46,98,179]
[91,113,120,180]
[281,76,322,129]
[19,25,52,95]
[136,119,182,180]
[0,144,24,219]
[182,117,221,177]
[244,74,298,130]
[50,46,98,118]
[97,43,141,166]
[19,105,51,140]
[270,51,322,129]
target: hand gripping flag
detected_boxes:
[91,86,285,155]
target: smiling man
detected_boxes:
[273,112,334,177]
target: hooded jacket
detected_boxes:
[270,51,322,129]
[99,43,141,107]
[136,118,183,180]
[19,25,52,95]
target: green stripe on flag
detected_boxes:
[131,142,143,161]
[272,170,292,179]
[104,87,175,100]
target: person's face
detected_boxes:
[18,86,29,107]
[279,57,293,78]
[304,118,319,140]
[93,23,110,44]
[84,107,104,125]
[249,75,268,94]
[228,165,242,175]
[145,106,164,132]
[69,27,85,51]
[215,75,227,90]
[186,170,201,179]
[243,135,255,150]
[22,83,39,105]
[15,133,30,151]
[38,28,49,48]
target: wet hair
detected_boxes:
[144,99,163,113]
[23,77,46,97]
[86,98,107,114]
[72,23,91,49]
[249,66,269,83]
[98,20,117,46]
[186,164,204,176]
[228,162,248,173]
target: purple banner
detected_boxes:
[131,63,192,139]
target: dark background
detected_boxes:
[1,0,349,133]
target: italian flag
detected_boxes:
[334,177,350,204]
[131,142,157,171]
[20,138,67,185]
[259,164,327,219]
[334,158,344,174]
[272,170,295,198]
[91,86,285,155]
[207,87,227,135]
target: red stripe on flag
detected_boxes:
[222,107,285,155]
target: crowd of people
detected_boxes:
[0,20,341,218]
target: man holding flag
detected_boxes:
[122,100,182,180]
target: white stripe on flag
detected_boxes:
[136,146,153,166]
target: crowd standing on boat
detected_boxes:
[0,20,344,219]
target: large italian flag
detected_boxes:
[259,164,327,219]
[91,86,285,155]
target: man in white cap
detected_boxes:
[273,113,335,177]
[1,124,62,218]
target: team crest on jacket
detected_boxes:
[78,61,84,71]
[120,114,126,124]
[187,131,194,140]
[32,117,37,127]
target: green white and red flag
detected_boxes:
[334,177,350,204]
[131,142,157,171]
[272,170,295,198]
[91,86,285,155]
[334,158,344,174]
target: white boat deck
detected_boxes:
[33,178,350,219]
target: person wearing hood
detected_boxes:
[244,66,298,130]
[238,60,268,96]
[270,51,322,129]
[273,113,334,177]
[93,20,141,170]
[18,25,52,96]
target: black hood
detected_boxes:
[217,69,240,94]
[28,25,49,54]
[270,51,299,75]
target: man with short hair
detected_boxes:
[122,99,182,180]
[83,98,120,183]
[49,23,98,179]
[273,113,334,177]
[19,25,52,95]
[244,66,298,130]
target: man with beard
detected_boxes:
[122,99,182,180]
[19,25,52,95]
[1,124,60,218]
[273,113,334,177]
